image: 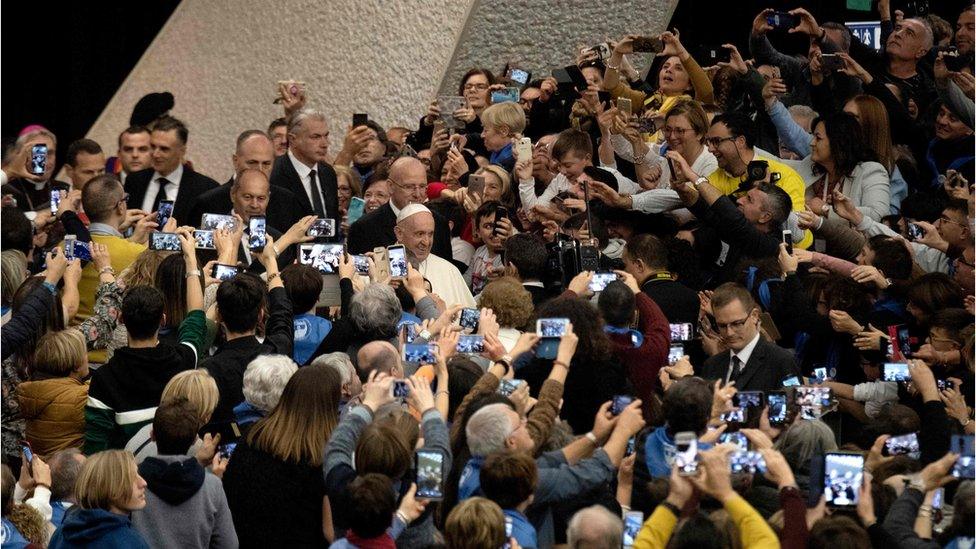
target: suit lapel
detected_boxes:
[734,339,766,390]
[285,158,314,214]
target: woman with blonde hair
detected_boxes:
[444,497,508,549]
[125,369,219,463]
[49,450,149,548]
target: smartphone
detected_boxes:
[579,244,601,272]
[30,144,47,175]
[392,380,411,398]
[201,213,239,232]
[617,97,633,118]
[149,232,182,251]
[459,307,480,332]
[582,42,612,60]
[730,450,767,474]
[401,322,418,344]
[467,174,486,197]
[456,334,485,354]
[666,157,677,181]
[515,137,532,161]
[667,344,684,365]
[64,236,92,262]
[625,436,637,457]
[504,516,514,548]
[299,243,343,274]
[820,53,844,72]
[387,244,407,279]
[372,246,390,279]
[733,391,764,409]
[906,222,924,242]
[800,405,823,420]
[403,343,438,364]
[308,218,336,238]
[883,432,920,457]
[720,432,749,451]
[823,452,864,507]
[767,391,788,425]
[611,395,634,416]
[883,362,911,382]
[498,379,524,397]
[675,431,699,476]
[588,272,618,292]
[721,407,747,424]
[622,511,643,547]
[20,441,34,473]
[813,367,830,383]
[796,386,831,407]
[247,215,267,250]
[50,189,62,215]
[951,435,975,479]
[218,442,238,459]
[194,230,215,249]
[490,87,521,104]
[669,323,693,342]
[505,65,532,86]
[781,374,802,387]
[157,199,175,228]
[493,206,509,237]
[632,36,664,53]
[352,113,368,128]
[782,230,793,255]
[766,11,799,31]
[896,325,913,358]
[932,487,945,509]
[212,263,240,281]
[537,317,570,337]
[415,449,445,500]
[352,254,370,275]
[347,197,366,224]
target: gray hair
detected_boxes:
[821,22,853,51]
[349,284,401,335]
[15,128,57,150]
[466,404,515,457]
[775,419,838,473]
[49,448,84,502]
[906,17,934,51]
[567,506,624,549]
[242,354,298,413]
[1,250,27,307]
[287,108,328,136]
[310,352,355,386]
[788,104,818,124]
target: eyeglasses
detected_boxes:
[392,179,428,194]
[716,313,754,332]
[117,193,129,207]
[663,126,691,137]
[939,215,967,228]
[705,136,736,147]
[463,83,489,91]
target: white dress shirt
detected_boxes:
[140,164,184,212]
[725,332,761,384]
[288,150,325,211]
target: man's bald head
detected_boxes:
[231,168,271,221]
[356,340,402,383]
[233,130,275,176]
[567,506,624,549]
[389,156,429,209]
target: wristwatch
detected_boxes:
[694,176,708,189]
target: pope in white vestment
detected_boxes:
[395,203,476,308]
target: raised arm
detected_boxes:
[1,250,65,361]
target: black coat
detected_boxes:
[640,275,699,329]
[268,154,339,220]
[689,195,781,287]
[345,202,453,260]
[700,336,800,392]
[186,178,303,233]
[124,167,219,226]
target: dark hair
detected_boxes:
[281,264,323,314]
[480,451,537,509]
[711,111,756,149]
[267,118,287,133]
[504,233,547,281]
[900,192,943,223]
[756,183,792,229]
[122,286,165,340]
[671,512,726,549]
[155,254,188,329]
[458,68,496,96]
[152,397,201,455]
[65,139,103,167]
[1,207,33,254]
[551,129,593,161]
[663,377,714,436]
[11,276,65,377]
[811,112,876,177]
[534,296,611,363]
[944,197,970,217]
[867,238,912,282]
[81,175,124,223]
[598,281,636,327]
[473,200,502,230]
[362,162,390,195]
[624,233,668,271]
[354,422,412,479]
[907,272,965,320]
[447,357,484,420]
[666,238,704,290]
[347,474,397,538]
[821,21,853,50]
[216,273,266,333]
[563,211,609,248]
[929,308,973,344]
[117,125,150,148]
[152,115,189,144]
[808,515,871,549]
[426,199,466,238]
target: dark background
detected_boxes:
[1,0,969,172]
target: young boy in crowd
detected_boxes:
[465,201,508,296]
[281,263,332,365]
[478,451,539,549]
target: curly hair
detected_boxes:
[118,249,175,290]
[478,276,534,330]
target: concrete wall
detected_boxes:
[85,0,678,182]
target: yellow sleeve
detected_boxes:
[706,169,738,196]
[608,81,648,109]
[724,495,781,549]
[681,54,715,105]
[633,505,677,549]
[776,169,813,249]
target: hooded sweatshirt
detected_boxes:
[131,455,238,549]
[49,508,149,549]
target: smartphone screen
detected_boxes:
[50,189,62,215]
[883,432,920,457]
[668,344,684,365]
[720,432,749,451]
[883,362,911,382]
[248,216,267,249]
[537,318,569,337]
[348,197,366,224]
[588,272,618,293]
[416,450,445,500]
[767,391,788,425]
[459,308,480,331]
[733,391,764,409]
[823,452,864,507]
[498,379,524,397]
[157,200,175,228]
[456,335,485,354]
[403,343,438,364]
[392,380,410,398]
[21,443,34,464]
[720,407,747,424]
[201,213,238,232]
[212,263,240,281]
[387,245,407,279]
[30,144,47,175]
[952,435,975,479]
[219,442,237,459]
[622,511,643,547]
[781,375,802,387]
[611,395,633,416]
[783,230,793,255]
[194,230,215,249]
[813,367,829,383]
[730,450,767,474]
[352,254,370,275]
[675,432,698,476]
[669,323,693,342]
[307,218,336,238]
[400,322,418,344]
[767,11,798,30]
[299,244,343,274]
[796,386,831,407]
[149,232,182,251]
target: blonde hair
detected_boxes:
[480,102,526,135]
[118,249,175,289]
[75,450,138,511]
[1,250,27,306]
[478,277,534,330]
[445,497,506,549]
[161,370,219,426]
[338,169,362,198]
[477,165,514,207]
[34,329,87,377]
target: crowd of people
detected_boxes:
[1,2,975,548]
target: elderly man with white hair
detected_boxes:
[395,202,476,308]
[310,352,362,411]
[566,506,623,549]
[233,354,299,431]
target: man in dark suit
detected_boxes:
[699,283,798,392]
[123,115,218,225]
[503,233,555,307]
[623,234,699,330]
[268,108,340,221]
[187,130,301,232]
[346,157,452,259]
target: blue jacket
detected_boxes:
[644,426,712,478]
[49,508,149,549]
[293,313,332,365]
[51,501,72,528]
[233,400,266,427]
[503,509,537,549]
[2,517,29,549]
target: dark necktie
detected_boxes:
[309,169,325,217]
[151,178,170,212]
[729,355,742,384]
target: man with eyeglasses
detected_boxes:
[700,283,799,392]
[346,157,453,260]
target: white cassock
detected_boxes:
[417,253,476,309]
